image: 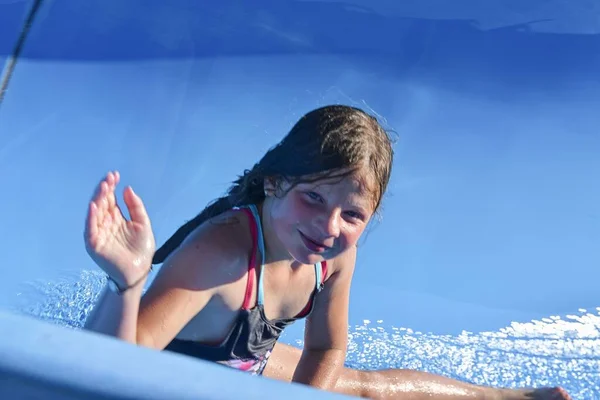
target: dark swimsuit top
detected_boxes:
[163,204,327,375]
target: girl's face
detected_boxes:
[265,171,376,265]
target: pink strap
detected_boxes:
[321,260,328,283]
[295,261,328,318]
[240,208,258,310]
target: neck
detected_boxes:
[258,198,295,264]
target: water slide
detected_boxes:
[1,0,599,398]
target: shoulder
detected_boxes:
[157,208,256,289]
[323,245,357,283]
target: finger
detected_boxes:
[101,171,127,225]
[105,171,118,212]
[106,171,115,187]
[90,174,107,204]
[84,201,99,249]
[123,186,150,226]
[97,181,110,214]
[108,170,121,190]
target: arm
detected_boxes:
[84,277,147,343]
[85,221,241,350]
[292,249,356,390]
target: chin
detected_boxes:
[289,247,328,265]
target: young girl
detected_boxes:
[84,105,570,399]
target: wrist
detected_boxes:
[106,266,153,295]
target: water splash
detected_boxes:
[13,270,600,399]
[14,270,106,330]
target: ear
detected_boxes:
[263,176,277,197]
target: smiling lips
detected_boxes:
[298,230,330,253]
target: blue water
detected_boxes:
[1,0,599,398]
[10,271,600,398]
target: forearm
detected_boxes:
[292,348,346,390]
[83,278,146,344]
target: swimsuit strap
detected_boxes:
[247,205,267,305]
[237,206,258,310]
[314,262,323,291]
[244,204,326,307]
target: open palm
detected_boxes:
[84,171,156,287]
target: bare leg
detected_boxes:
[263,342,571,400]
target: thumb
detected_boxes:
[123,186,151,226]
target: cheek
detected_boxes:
[285,194,313,221]
[271,195,309,231]
[340,224,364,246]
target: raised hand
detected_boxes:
[84,171,156,289]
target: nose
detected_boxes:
[318,209,341,239]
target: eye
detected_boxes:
[344,210,364,221]
[305,191,324,203]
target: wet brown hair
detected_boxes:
[152,104,393,264]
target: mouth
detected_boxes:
[298,230,331,254]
